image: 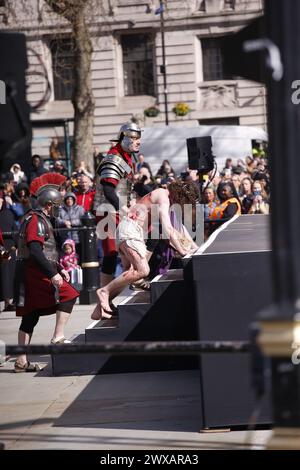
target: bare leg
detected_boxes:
[52,310,70,341]
[105,250,131,300]
[95,247,132,314]
[131,249,153,288]
[96,289,113,313]
[104,251,131,300]
[16,330,32,366]
[100,242,150,302]
[100,272,114,287]
[91,243,150,321]
[91,252,130,320]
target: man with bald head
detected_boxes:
[76,174,95,212]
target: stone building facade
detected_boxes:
[1,0,266,159]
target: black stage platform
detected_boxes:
[187,214,273,429]
[203,214,271,254]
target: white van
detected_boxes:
[139,125,268,175]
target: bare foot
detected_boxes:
[102,310,112,319]
[91,304,101,320]
[97,288,112,313]
[91,303,112,321]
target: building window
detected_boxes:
[199,0,235,11]
[121,33,155,96]
[202,38,229,81]
[199,1,205,11]
[50,38,75,101]
[224,0,235,10]
[199,117,239,125]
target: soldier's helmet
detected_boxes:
[36,186,62,208]
[30,173,66,211]
[117,122,142,141]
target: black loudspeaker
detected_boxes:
[0,32,31,176]
[186,136,214,173]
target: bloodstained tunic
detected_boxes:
[16,214,79,317]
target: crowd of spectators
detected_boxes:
[204,155,270,212]
[201,154,270,238]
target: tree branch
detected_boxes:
[43,0,85,22]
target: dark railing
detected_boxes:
[4,340,250,356]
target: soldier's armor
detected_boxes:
[17,210,59,263]
[93,152,134,214]
[15,210,59,307]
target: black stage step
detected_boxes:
[51,334,110,376]
[51,267,198,376]
[101,268,198,375]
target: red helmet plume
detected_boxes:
[30,173,67,196]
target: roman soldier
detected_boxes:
[94,122,142,287]
[14,173,79,373]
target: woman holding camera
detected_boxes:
[248,180,270,215]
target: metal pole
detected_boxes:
[63,119,71,177]
[257,0,300,449]
[160,0,168,125]
[79,212,100,304]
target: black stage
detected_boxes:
[203,214,270,255]
[188,214,273,429]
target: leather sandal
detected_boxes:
[109,302,118,316]
[3,304,16,312]
[130,279,150,291]
[14,361,40,373]
[50,337,71,344]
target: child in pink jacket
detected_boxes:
[59,239,79,272]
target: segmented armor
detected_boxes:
[94,153,134,214]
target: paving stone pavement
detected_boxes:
[0,302,272,450]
